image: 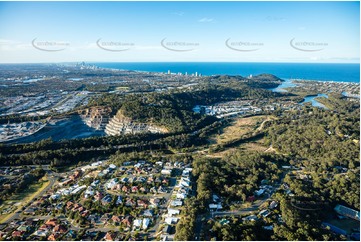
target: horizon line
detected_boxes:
[0,61,359,65]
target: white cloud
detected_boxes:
[172,11,185,16]
[134,45,163,51]
[198,18,214,23]
[0,39,32,51]
[263,16,286,22]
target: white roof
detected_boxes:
[168,208,180,215]
[165,217,179,225]
[161,169,172,173]
[209,203,223,209]
[142,218,150,229]
[133,219,142,227]
[171,200,183,206]
[255,189,265,195]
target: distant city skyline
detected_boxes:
[0,1,359,63]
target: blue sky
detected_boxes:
[0,1,359,63]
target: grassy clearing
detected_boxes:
[240,140,268,152]
[205,115,275,156]
[0,179,50,223]
[210,115,273,146]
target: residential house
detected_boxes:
[155,177,162,184]
[88,214,100,225]
[180,179,191,187]
[149,198,160,207]
[33,229,49,238]
[263,225,274,231]
[121,216,132,228]
[91,180,100,187]
[12,230,25,238]
[17,225,30,232]
[170,200,183,207]
[137,199,148,208]
[50,194,60,200]
[45,218,58,227]
[209,203,223,210]
[139,187,148,193]
[122,186,129,193]
[39,224,52,231]
[142,218,150,230]
[23,207,38,215]
[168,208,180,216]
[147,176,154,184]
[69,170,82,180]
[100,213,112,225]
[72,203,81,212]
[105,231,116,241]
[163,225,173,235]
[121,177,129,183]
[116,196,123,205]
[106,178,118,190]
[242,215,259,222]
[158,186,167,193]
[143,209,154,217]
[255,189,265,196]
[66,201,74,209]
[125,198,136,207]
[259,209,271,218]
[101,195,113,205]
[131,186,139,193]
[94,191,103,201]
[129,177,136,184]
[162,178,169,185]
[165,217,179,225]
[150,187,157,194]
[84,186,94,198]
[161,169,172,176]
[212,194,220,203]
[81,210,90,217]
[133,219,143,229]
[53,225,67,233]
[111,215,122,225]
[176,193,187,200]
[269,201,278,209]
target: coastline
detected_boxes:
[93,62,360,83]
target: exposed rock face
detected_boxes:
[105,112,167,136]
[79,106,111,130]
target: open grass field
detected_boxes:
[210,115,275,145]
[205,115,276,157]
[0,179,50,223]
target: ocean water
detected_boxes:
[94,62,360,83]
